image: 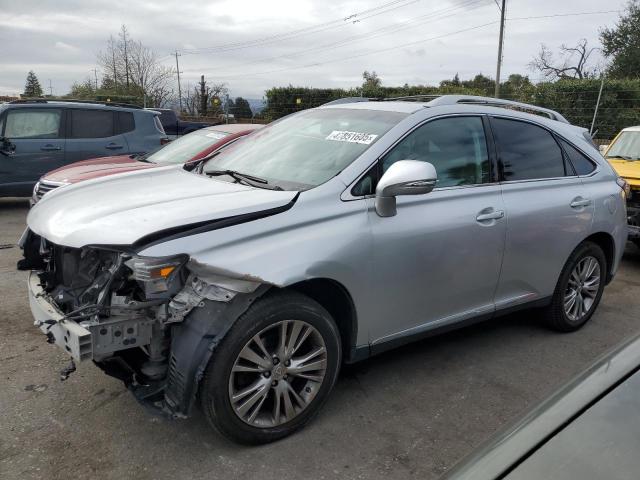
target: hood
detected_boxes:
[43,155,155,184]
[28,167,297,248]
[607,158,640,184]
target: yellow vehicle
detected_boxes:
[604,126,640,243]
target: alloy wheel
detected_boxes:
[228,320,328,427]
[564,255,601,322]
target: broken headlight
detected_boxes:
[125,254,188,295]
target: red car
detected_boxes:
[31,123,264,204]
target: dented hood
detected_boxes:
[27,166,297,248]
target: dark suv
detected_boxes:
[0,100,167,197]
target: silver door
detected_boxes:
[490,116,595,309]
[365,115,506,345]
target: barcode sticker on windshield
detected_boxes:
[325,130,378,144]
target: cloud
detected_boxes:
[0,0,627,98]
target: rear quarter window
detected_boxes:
[560,139,597,175]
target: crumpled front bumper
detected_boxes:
[28,271,93,361]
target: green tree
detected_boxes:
[462,74,495,96]
[23,71,43,97]
[362,70,382,96]
[231,97,253,118]
[69,78,96,98]
[601,1,640,78]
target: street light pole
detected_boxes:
[175,50,183,113]
[494,0,506,98]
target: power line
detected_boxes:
[209,20,500,79]
[507,10,621,21]
[183,0,491,74]
[180,0,422,55]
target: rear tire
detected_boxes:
[200,290,342,444]
[544,241,606,332]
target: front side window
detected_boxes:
[4,109,61,139]
[381,116,491,188]
[492,118,566,181]
[204,108,406,190]
[69,109,114,139]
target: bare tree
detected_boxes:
[182,79,227,116]
[97,25,175,107]
[529,39,598,80]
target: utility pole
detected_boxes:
[590,74,605,136]
[111,35,118,89]
[175,50,183,113]
[48,79,53,97]
[92,68,99,90]
[494,0,506,98]
[121,25,130,88]
[199,75,207,116]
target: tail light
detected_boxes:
[616,177,631,198]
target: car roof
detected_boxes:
[6,100,146,113]
[621,126,640,132]
[320,101,426,114]
[203,123,264,134]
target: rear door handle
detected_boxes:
[476,209,505,222]
[105,143,124,150]
[40,145,61,151]
[570,198,592,208]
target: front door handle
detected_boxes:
[476,209,505,222]
[40,144,61,151]
[570,197,592,208]
[105,143,124,150]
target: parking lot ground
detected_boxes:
[1,196,640,480]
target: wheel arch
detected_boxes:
[584,232,616,283]
[287,278,360,363]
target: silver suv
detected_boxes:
[21,95,627,444]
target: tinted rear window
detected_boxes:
[492,118,566,181]
[69,109,114,138]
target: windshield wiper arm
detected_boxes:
[205,169,283,190]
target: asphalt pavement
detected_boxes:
[2,196,640,480]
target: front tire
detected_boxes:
[200,291,342,444]
[544,241,606,332]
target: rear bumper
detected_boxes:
[28,271,92,361]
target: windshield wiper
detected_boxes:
[206,169,283,190]
[607,155,635,161]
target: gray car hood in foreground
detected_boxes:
[27,167,297,248]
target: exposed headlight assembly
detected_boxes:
[125,254,188,295]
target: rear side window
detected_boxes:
[116,112,135,134]
[492,118,566,181]
[69,109,114,138]
[4,109,61,139]
[154,116,165,134]
[559,139,597,175]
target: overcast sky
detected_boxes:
[0,0,626,100]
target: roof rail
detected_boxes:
[426,95,569,123]
[382,94,441,102]
[8,98,143,109]
[321,97,376,106]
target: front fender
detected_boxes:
[163,285,270,416]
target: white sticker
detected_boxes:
[325,130,378,145]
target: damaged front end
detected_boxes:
[21,230,266,417]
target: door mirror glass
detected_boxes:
[375,160,437,217]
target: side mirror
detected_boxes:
[599,144,609,155]
[0,137,15,156]
[375,160,437,217]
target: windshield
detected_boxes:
[203,108,406,190]
[147,129,229,164]
[606,131,640,160]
